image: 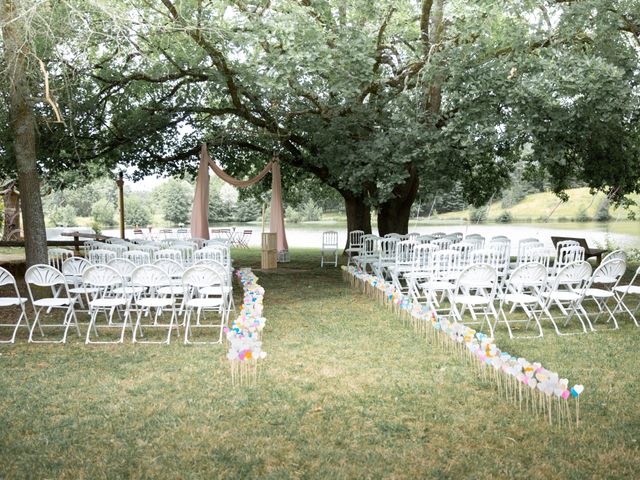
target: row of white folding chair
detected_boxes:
[12,262,228,345]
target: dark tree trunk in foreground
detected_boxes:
[343,192,372,251]
[377,166,420,236]
[2,0,48,266]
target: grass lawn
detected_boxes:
[1,248,639,478]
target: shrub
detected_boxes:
[125,196,152,227]
[300,199,323,221]
[495,211,512,223]
[594,198,612,222]
[576,209,591,222]
[50,205,78,227]
[285,205,303,224]
[469,207,487,223]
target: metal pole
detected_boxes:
[116,171,125,239]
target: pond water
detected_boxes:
[53,220,639,255]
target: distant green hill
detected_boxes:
[436,188,640,222]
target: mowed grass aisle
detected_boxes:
[0,248,639,478]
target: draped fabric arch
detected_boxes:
[190,144,289,253]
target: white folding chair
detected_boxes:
[497,262,547,338]
[25,265,80,344]
[372,237,398,278]
[129,244,160,261]
[321,231,339,267]
[83,265,132,344]
[405,243,437,305]
[602,249,627,263]
[88,249,117,265]
[388,240,416,293]
[464,234,485,249]
[584,259,626,329]
[345,230,365,266]
[419,249,461,311]
[431,238,452,250]
[62,256,98,312]
[0,267,30,343]
[123,250,151,266]
[431,232,446,239]
[101,243,127,258]
[182,265,228,344]
[155,249,183,264]
[48,248,74,271]
[353,235,379,273]
[131,265,179,344]
[449,263,499,338]
[541,260,593,335]
[613,265,640,327]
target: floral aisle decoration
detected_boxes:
[226,268,267,386]
[342,265,584,427]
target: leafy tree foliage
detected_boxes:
[125,196,152,227]
[153,178,193,225]
[91,198,116,227]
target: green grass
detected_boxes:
[1,249,639,478]
[437,187,640,222]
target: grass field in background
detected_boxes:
[437,187,640,222]
[1,248,639,478]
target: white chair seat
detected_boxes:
[33,298,73,307]
[614,285,640,294]
[0,297,27,306]
[500,293,538,304]
[451,294,491,306]
[542,291,580,302]
[584,288,615,298]
[199,285,232,296]
[186,298,224,308]
[89,298,128,308]
[420,280,453,290]
[112,286,145,295]
[592,275,617,284]
[69,286,100,295]
[158,285,186,295]
[135,298,174,308]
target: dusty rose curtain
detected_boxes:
[269,161,288,252]
[195,144,289,252]
[190,150,210,240]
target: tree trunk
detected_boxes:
[2,184,21,240]
[342,191,372,251]
[377,165,419,236]
[2,0,48,266]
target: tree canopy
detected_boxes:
[1,0,639,251]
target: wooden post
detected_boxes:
[116,171,125,239]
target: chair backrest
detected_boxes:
[131,265,171,288]
[406,232,420,241]
[129,244,160,259]
[430,249,461,278]
[123,250,151,266]
[0,266,21,297]
[82,265,124,289]
[395,240,416,267]
[100,243,125,255]
[155,249,183,263]
[88,249,117,265]
[322,231,339,248]
[349,230,364,248]
[411,243,437,271]
[507,262,547,292]
[107,258,138,278]
[203,238,229,248]
[464,234,485,249]
[48,248,74,270]
[451,241,475,267]
[431,238,452,250]
[361,235,380,256]
[517,241,545,266]
[553,261,592,288]
[377,237,398,263]
[194,248,224,264]
[416,234,434,244]
[61,256,92,277]
[384,233,402,239]
[431,232,446,239]
[602,249,627,263]
[153,258,185,278]
[592,259,626,285]
[456,263,498,295]
[25,264,67,287]
[444,232,463,244]
[182,264,226,289]
[556,245,585,270]
[470,248,500,268]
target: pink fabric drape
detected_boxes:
[194,144,289,253]
[190,148,211,240]
[269,161,289,252]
